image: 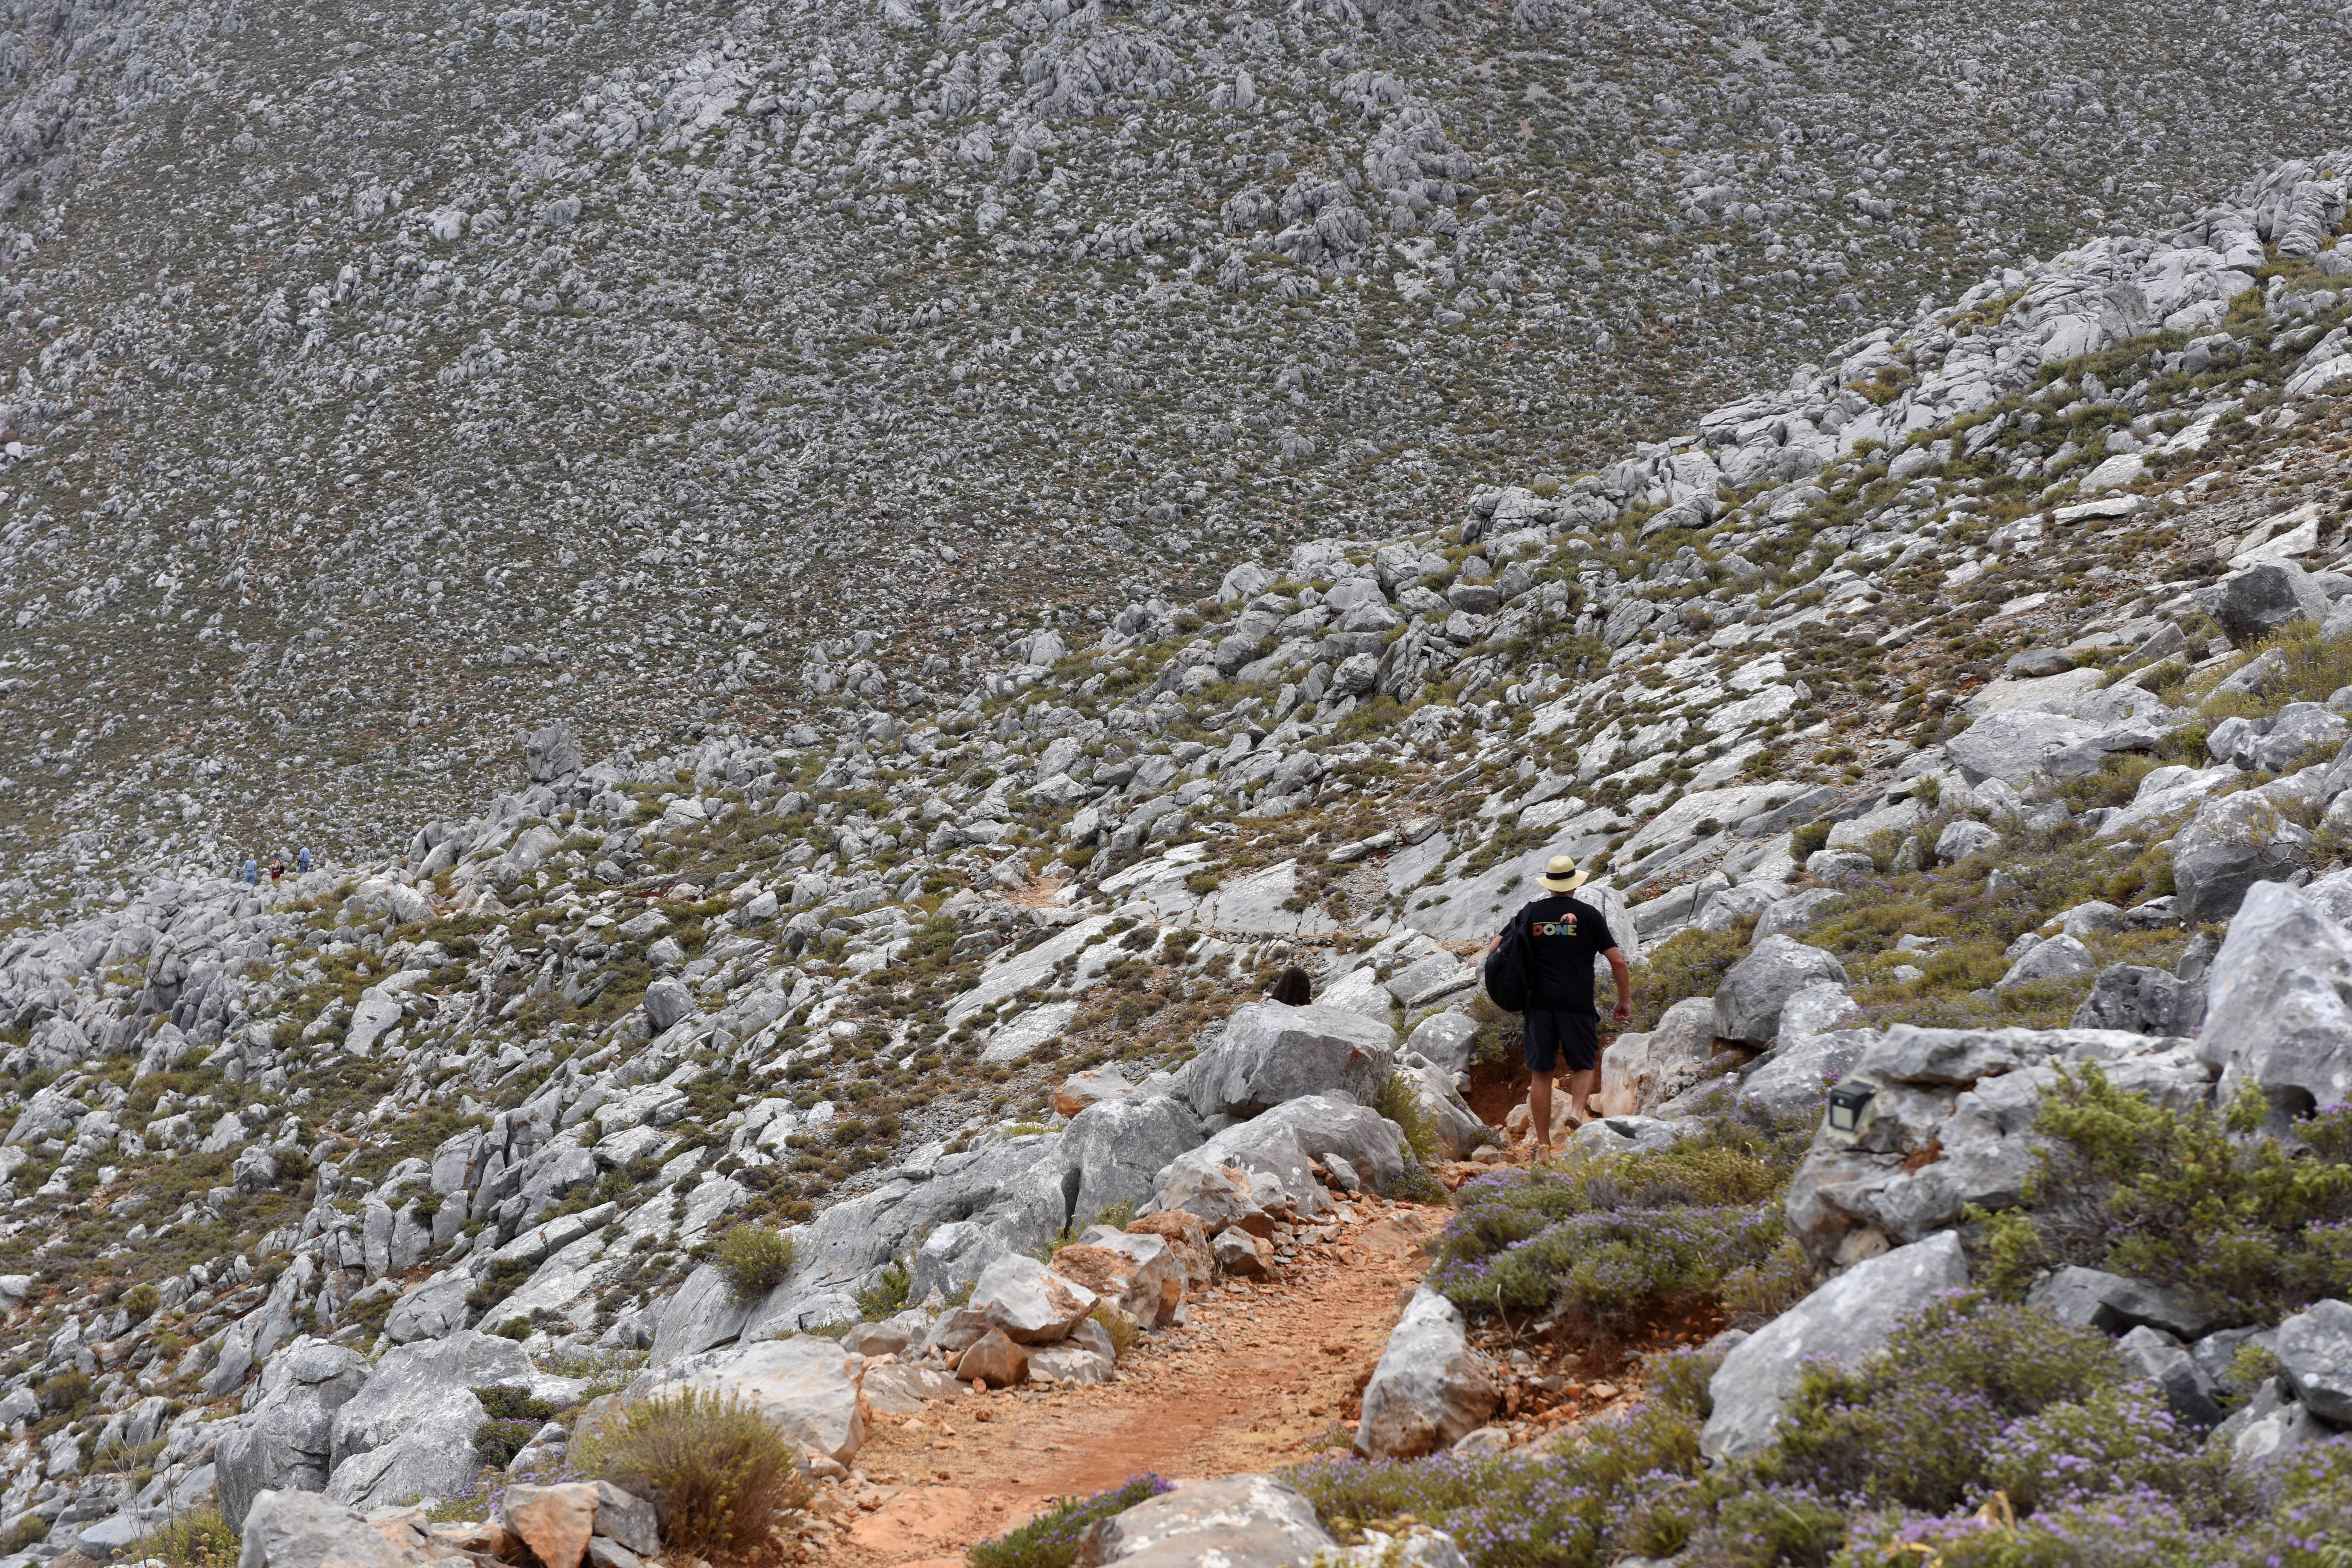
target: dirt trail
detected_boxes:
[803,1202,1445,1567]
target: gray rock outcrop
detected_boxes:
[1713,938,1850,1046]
[1700,1231,1968,1462]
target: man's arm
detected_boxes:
[1603,946,1632,1023]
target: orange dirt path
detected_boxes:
[805,1204,1443,1567]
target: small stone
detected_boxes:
[954,1329,1029,1388]
[1211,1228,1272,1279]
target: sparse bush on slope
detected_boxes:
[1970,1065,2352,1324]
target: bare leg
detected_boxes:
[1567,1067,1599,1123]
[1528,1070,1555,1150]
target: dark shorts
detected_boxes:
[1524,1010,1599,1075]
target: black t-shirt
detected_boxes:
[1511,895,1619,1015]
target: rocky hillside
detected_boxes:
[7,0,2352,905]
[2,135,2352,1568]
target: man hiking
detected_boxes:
[1485,854,1632,1151]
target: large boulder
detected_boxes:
[1998,934,2097,988]
[948,1254,1098,1344]
[1699,1232,1968,1462]
[1784,1026,2213,1270]
[216,1339,371,1531]
[624,1336,867,1463]
[1192,1094,1407,1206]
[1712,937,1849,1046]
[2198,882,2352,1130]
[524,723,583,783]
[1060,1093,1203,1233]
[1946,710,2111,786]
[1599,996,1719,1115]
[2025,1266,2212,1339]
[1354,1288,1499,1459]
[1177,1003,1396,1119]
[326,1332,536,1511]
[383,1275,473,1345]
[2212,560,2329,646]
[1394,1056,1487,1159]
[2212,1378,2335,1476]
[1402,1010,1480,1075]
[2172,792,2318,924]
[237,1489,440,1568]
[2274,1298,2352,1424]
[1076,1474,1338,1567]
[1733,985,1867,1122]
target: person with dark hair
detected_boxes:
[1267,966,1313,1006]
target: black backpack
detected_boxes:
[1483,903,1536,1013]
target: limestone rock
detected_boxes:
[2068,964,2205,1036]
[2197,882,2352,1131]
[1075,1474,1336,1567]
[1177,1002,1396,1119]
[953,1329,1028,1388]
[1713,937,1850,1045]
[1353,1288,1499,1459]
[2274,1298,2352,1425]
[2117,1326,2226,1428]
[1700,1232,1968,1462]
[327,1332,535,1511]
[502,1483,598,1568]
[2212,560,2329,645]
[957,1253,1099,1344]
[2025,1266,2213,1339]
[1049,1232,1180,1329]
[590,1482,659,1557]
[237,1489,438,1568]
[623,1336,866,1464]
[216,1338,372,1531]
[2172,792,2317,924]
[1124,1211,1216,1293]
[1599,996,1720,1115]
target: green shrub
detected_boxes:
[1373,1071,1443,1165]
[713,1223,798,1303]
[1089,1304,1138,1362]
[968,1475,1174,1568]
[475,1386,556,1423]
[471,1417,543,1469]
[129,1509,239,1568]
[1290,1360,1711,1565]
[574,1390,811,1557]
[124,1282,162,1320]
[1626,925,1752,1033]
[1966,1063,2352,1324]
[856,1257,913,1320]
[1791,821,1832,859]
[1426,1105,1814,1355]
[38,1368,90,1413]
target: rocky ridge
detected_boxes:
[0,138,2351,1566]
[8,0,2352,899]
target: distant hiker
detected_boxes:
[269,856,284,885]
[298,846,313,874]
[1268,966,1312,1006]
[242,858,259,886]
[1484,855,1631,1150]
